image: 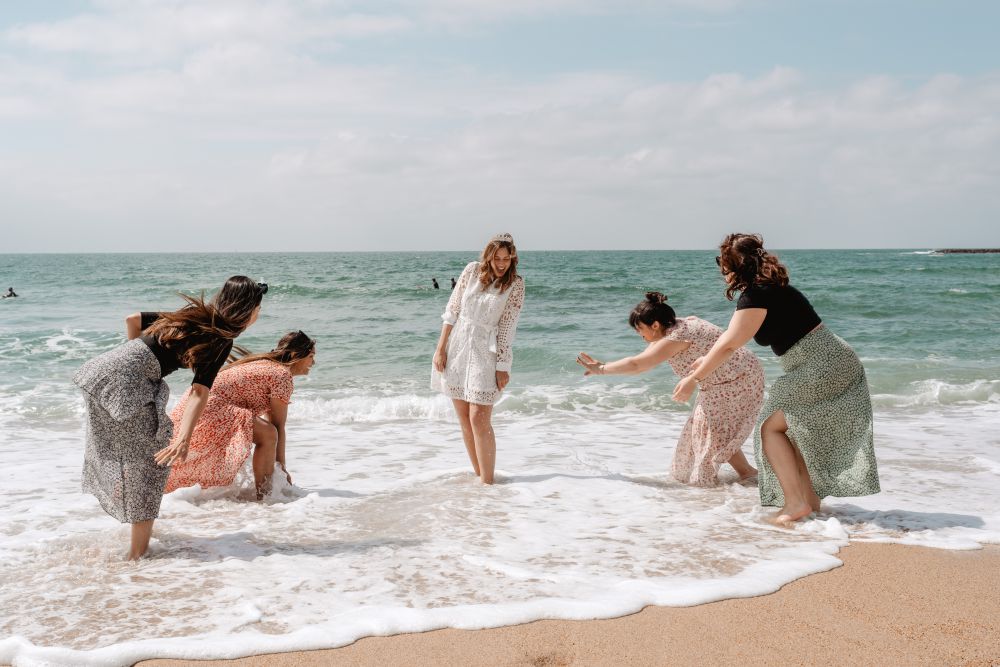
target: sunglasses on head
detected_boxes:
[715,256,722,266]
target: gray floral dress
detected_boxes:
[74,339,173,523]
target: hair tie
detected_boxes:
[756,248,765,257]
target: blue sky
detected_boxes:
[1,1,998,251]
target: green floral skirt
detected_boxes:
[755,325,880,507]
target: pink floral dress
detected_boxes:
[164,360,294,493]
[664,317,765,486]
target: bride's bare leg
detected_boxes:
[452,399,480,476]
[469,403,496,485]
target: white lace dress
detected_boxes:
[431,261,525,405]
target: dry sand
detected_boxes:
[140,542,1000,667]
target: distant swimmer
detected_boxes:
[2,287,16,298]
[450,277,456,289]
[432,278,440,289]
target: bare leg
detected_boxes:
[252,417,278,501]
[452,399,480,476]
[761,411,813,524]
[469,403,496,485]
[791,444,822,512]
[727,449,757,480]
[128,519,154,560]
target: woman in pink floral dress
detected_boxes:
[577,292,764,486]
[165,331,316,499]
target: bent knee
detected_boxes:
[761,410,788,434]
[256,421,278,447]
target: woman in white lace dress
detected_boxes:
[432,233,525,484]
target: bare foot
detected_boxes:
[772,502,813,526]
[808,491,822,513]
[737,469,758,486]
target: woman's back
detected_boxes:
[207,360,293,413]
[664,316,760,385]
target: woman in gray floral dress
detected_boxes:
[74,276,266,559]
[673,234,879,524]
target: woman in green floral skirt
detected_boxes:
[672,233,879,524]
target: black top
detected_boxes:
[139,312,233,387]
[736,284,822,356]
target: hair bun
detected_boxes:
[645,291,667,304]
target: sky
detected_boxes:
[1,0,998,252]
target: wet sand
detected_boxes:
[140,542,1000,667]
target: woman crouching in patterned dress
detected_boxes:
[431,233,525,485]
[73,276,265,559]
[576,292,764,486]
[673,234,880,525]
[164,331,316,500]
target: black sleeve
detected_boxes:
[140,311,162,331]
[736,287,768,310]
[192,341,233,389]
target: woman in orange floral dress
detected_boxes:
[165,331,316,499]
[577,292,764,487]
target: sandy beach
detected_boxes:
[139,542,1000,667]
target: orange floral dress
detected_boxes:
[664,317,765,486]
[164,360,294,493]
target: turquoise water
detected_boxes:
[2,249,998,420]
[1,250,999,665]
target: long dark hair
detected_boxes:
[628,291,677,330]
[718,233,789,300]
[478,234,519,293]
[144,275,265,369]
[229,330,315,367]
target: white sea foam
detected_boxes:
[872,379,1000,408]
[1,395,999,666]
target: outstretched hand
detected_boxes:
[672,375,698,403]
[576,352,603,376]
[154,438,189,466]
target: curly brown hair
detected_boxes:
[229,330,315,368]
[478,235,519,293]
[143,275,264,370]
[717,233,789,300]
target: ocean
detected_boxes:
[1,249,998,666]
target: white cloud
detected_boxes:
[5,2,411,63]
[4,0,741,59]
[0,2,997,250]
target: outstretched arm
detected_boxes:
[577,338,688,376]
[672,308,765,402]
[154,383,210,465]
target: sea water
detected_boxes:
[0,250,998,666]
